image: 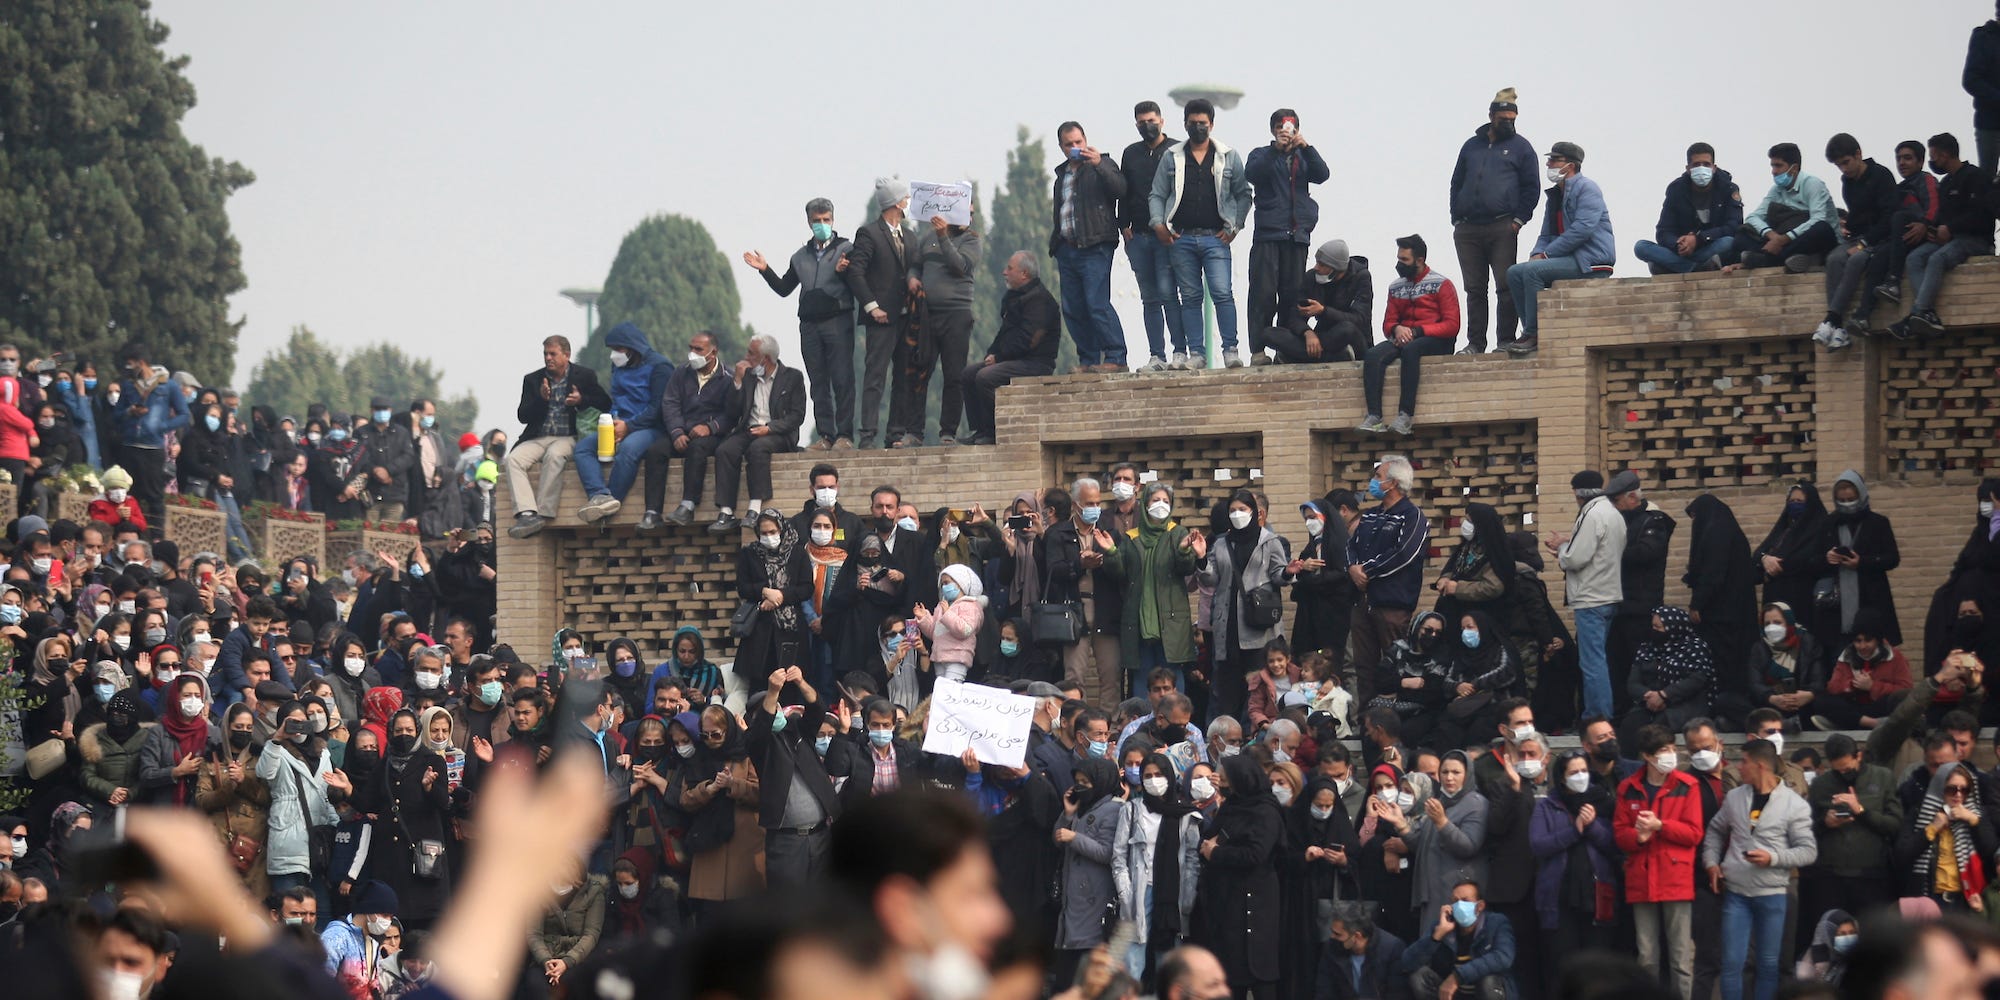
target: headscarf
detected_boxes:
[1068,756,1120,816]
[362,686,404,749]
[551,627,583,673]
[1912,762,1987,898]
[1218,751,1274,811]
[161,674,213,761]
[1758,602,1804,684]
[1358,763,1404,844]
[1805,909,1857,986]
[419,705,453,755]
[1683,493,1753,591]
[805,514,847,606]
[694,706,748,771]
[28,636,79,724]
[1757,480,1828,568]
[1455,503,1516,587]
[1400,770,1436,817]
[1448,610,1515,691]
[613,846,658,932]
[1436,749,1474,807]
[1634,606,1713,712]
[1830,470,1871,631]
[752,511,802,633]
[1007,489,1045,608]
[386,708,420,773]
[104,688,143,743]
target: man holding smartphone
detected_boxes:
[1243,108,1330,365]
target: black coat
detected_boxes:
[734,542,812,686]
[1290,527,1358,659]
[1194,762,1287,985]
[515,363,611,442]
[1755,483,1830,615]
[1618,503,1676,616]
[1049,155,1127,253]
[743,699,840,830]
[1314,929,1412,1000]
[1471,755,1539,905]
[843,218,913,325]
[1817,507,1902,645]
[1037,521,1086,604]
[724,364,807,443]
[358,749,453,925]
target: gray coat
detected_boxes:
[1055,795,1123,949]
[1701,782,1817,897]
[1409,788,1490,919]
[136,717,220,805]
[905,227,982,312]
[1198,528,1291,652]
[1110,798,1204,945]
[256,739,338,878]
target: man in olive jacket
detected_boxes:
[1800,733,1900,942]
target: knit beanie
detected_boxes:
[102,466,134,491]
[874,177,910,213]
[1490,87,1519,113]
[1314,240,1351,271]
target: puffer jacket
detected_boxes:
[530,875,609,967]
[1612,768,1704,902]
[79,722,154,813]
[256,739,338,877]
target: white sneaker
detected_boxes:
[1224,354,1245,369]
[1826,328,1852,351]
[1811,320,1837,344]
[1140,355,1168,373]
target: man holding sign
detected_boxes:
[901,199,983,447]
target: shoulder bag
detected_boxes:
[1030,546,1085,646]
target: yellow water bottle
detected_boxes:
[596,413,614,462]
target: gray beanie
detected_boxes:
[874,177,910,212]
[1314,239,1350,270]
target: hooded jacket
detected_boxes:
[1244,142,1330,242]
[1652,167,1745,248]
[79,716,155,813]
[1289,255,1373,336]
[601,323,672,432]
[1966,19,2000,129]
[1613,764,1703,902]
[1148,138,1252,235]
[1450,122,1541,226]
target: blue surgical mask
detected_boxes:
[999,639,1020,657]
[204,415,221,432]
[613,658,637,677]
[897,516,919,532]
[420,415,435,429]
[478,680,504,705]
[1689,165,1715,187]
[1833,933,1858,955]
[94,682,117,702]
[1088,739,1109,758]
[1123,765,1142,786]
[1451,900,1479,926]
[329,428,349,442]
[1785,499,1806,514]
[770,711,789,733]
[814,736,832,756]
[84,378,98,390]
[408,563,425,579]
[0,605,19,625]
[373,409,392,423]
[810,222,834,242]
[1080,506,1101,525]
[884,634,902,655]
[868,729,894,748]
[940,581,962,603]
[1367,479,1385,500]
[1774,170,1795,190]
[1461,629,1482,649]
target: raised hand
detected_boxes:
[742,250,768,271]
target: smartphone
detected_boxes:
[200,568,215,587]
[1833,546,1855,557]
[572,657,597,676]
[948,509,966,522]
[1007,514,1033,532]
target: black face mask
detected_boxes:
[1491,119,1516,141]
[875,515,894,534]
[634,746,666,766]
[390,733,418,755]
[1955,615,1985,645]
[1931,160,1950,176]
[350,749,380,772]
[228,730,253,750]
[1186,123,1210,144]
[1417,631,1441,652]
[1395,262,1420,280]
[1152,723,1182,744]
[1137,122,1161,143]
[1593,738,1621,761]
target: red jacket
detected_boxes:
[1827,646,1913,702]
[0,387,30,462]
[1613,767,1704,902]
[88,497,148,531]
[1381,265,1462,340]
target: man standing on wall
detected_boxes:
[1448,87,1540,355]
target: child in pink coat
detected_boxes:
[916,564,986,682]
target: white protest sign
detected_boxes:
[909,180,974,227]
[922,679,1036,768]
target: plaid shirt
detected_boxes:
[871,744,901,795]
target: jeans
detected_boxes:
[1453,218,1522,348]
[1573,604,1617,719]
[960,360,1054,437]
[1170,234,1237,352]
[1824,238,1874,319]
[1124,884,1155,979]
[1720,891,1788,1000]
[1909,236,1995,311]
[1247,240,1308,353]
[1506,255,1588,338]
[798,314,855,442]
[572,427,662,502]
[1056,242,1126,366]
[1126,230,1188,357]
[1133,641,1181,699]
[216,490,254,563]
[1634,236,1736,274]
[1362,335,1455,417]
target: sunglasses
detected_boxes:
[702,730,724,741]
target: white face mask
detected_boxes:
[1311,804,1335,820]
[1653,751,1679,774]
[1690,749,1722,772]
[1564,772,1592,794]
[98,970,145,1000]
[1190,777,1216,800]
[1377,787,1398,805]
[814,487,838,509]
[1229,509,1254,530]
[609,350,630,368]
[118,600,136,615]
[107,488,128,504]
[1147,500,1171,521]
[1459,520,1475,540]
[112,635,131,651]
[201,657,217,674]
[1760,732,1784,755]
[1982,501,1996,517]
[1142,776,1169,797]
[1333,777,1352,796]
[344,656,367,676]
[9,836,24,857]
[944,524,959,544]
[1762,623,1788,645]
[1111,482,1136,502]
[1273,785,1294,806]
[1396,792,1415,810]
[617,881,639,900]
[1546,166,1567,184]
[688,351,708,369]
[1515,758,1543,780]
[1511,725,1537,744]
[365,916,392,936]
[191,631,211,646]
[1304,518,1324,537]
[810,527,834,546]
[759,533,781,550]
[414,671,441,690]
[179,696,206,718]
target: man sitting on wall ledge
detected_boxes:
[1505,140,1614,357]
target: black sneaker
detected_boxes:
[706,514,741,534]
[1842,316,1870,341]
[1911,309,1944,334]
[664,505,695,527]
[1503,336,1539,356]
[506,512,546,539]
[637,511,663,531]
[1454,345,1484,356]
[1872,281,1901,305]
[1888,318,1916,341]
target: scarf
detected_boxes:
[1912,762,1987,897]
[362,686,404,750]
[808,540,846,609]
[613,846,657,934]
[1141,752,1197,939]
[419,705,454,755]
[28,637,80,725]
[1761,603,1802,683]
[754,513,802,633]
[1449,610,1514,690]
[1634,606,1713,711]
[1133,512,1179,642]
[386,709,420,774]
[1758,480,1828,569]
[1007,490,1045,609]
[1357,763,1404,844]
[1831,470,1871,631]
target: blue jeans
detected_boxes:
[1170,234,1237,351]
[1720,891,1788,1000]
[1125,884,1155,979]
[1633,237,1735,274]
[1908,236,1995,311]
[216,490,254,563]
[1506,255,1587,337]
[1057,242,1126,366]
[1125,231,1187,357]
[573,427,663,502]
[1573,604,1617,718]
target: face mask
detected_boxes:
[180,695,205,718]
[414,671,441,690]
[1367,479,1385,500]
[227,729,254,750]
[759,533,780,550]
[190,630,211,647]
[1124,765,1142,786]
[1516,758,1544,780]
[807,487,839,512]
[1774,170,1796,190]
[1142,776,1169,797]
[676,743,696,759]
[1490,118,1516,140]
[1087,739,1109,758]
[770,711,788,733]
[1836,500,1860,514]
[613,657,637,677]
[940,581,961,603]
[1687,749,1721,772]
[1754,622,1789,647]
[329,428,349,443]
[372,409,392,424]
[84,377,98,390]
[143,626,166,646]
[809,221,834,242]
[1459,629,1483,651]
[1305,518,1324,537]
[1229,509,1253,530]
[1219,744,1242,758]
[1266,784,1291,806]
[1375,787,1399,805]
[1458,519,1479,542]
[98,970,144,1000]
[897,516,919,532]
[1589,738,1619,762]
[1801,770,1817,785]
[1186,123,1210,144]
[943,524,960,545]
[1563,772,1593,794]
[1760,732,1784,755]
[1689,165,1715,187]
[408,562,425,579]
[609,350,630,368]
[420,415,435,429]
[388,733,417,756]
[106,487,129,504]
[35,416,53,429]
[1079,505,1101,525]
[1451,900,1479,926]
[814,735,832,756]
[10,837,25,858]
[1189,776,1216,800]
[345,656,367,677]
[1653,751,1679,774]
[1271,748,1292,765]
[1136,121,1163,142]
[119,599,137,615]
[1981,501,1995,517]
[1110,482,1136,502]
[1313,268,1335,285]
[1397,792,1416,810]
[614,880,640,901]
[869,729,894,748]
[472,680,503,706]
[309,713,328,733]
[307,432,322,445]
[1833,933,1858,955]
[884,634,902,656]
[1395,262,1419,280]
[366,916,393,935]
[998,639,1020,658]
[1546,166,1567,184]
[94,682,117,702]
[0,606,17,626]
[1147,500,1171,521]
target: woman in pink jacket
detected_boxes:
[916,564,986,682]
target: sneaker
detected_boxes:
[1250,354,1274,367]
[1811,320,1837,345]
[1809,714,1837,734]
[637,511,663,531]
[1843,316,1870,341]
[1140,355,1168,373]
[1503,336,1539,356]
[1389,413,1415,435]
[1783,253,1819,274]
[832,437,854,451]
[1454,345,1484,356]
[938,434,956,446]
[1826,328,1852,351]
[1356,414,1387,433]
[1888,318,1916,342]
[1911,309,1944,334]
[1873,281,1901,305]
[959,431,993,446]
[665,504,695,527]
[1183,352,1208,371]
[1224,354,1245,369]
[506,512,546,539]
[577,494,622,523]
[706,514,741,534]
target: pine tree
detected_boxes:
[245,332,480,442]
[244,327,345,420]
[579,214,746,371]
[0,0,253,381]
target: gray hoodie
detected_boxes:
[1701,781,1817,896]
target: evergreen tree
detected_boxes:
[244,326,345,421]
[0,0,253,381]
[579,214,746,371]
[246,332,479,441]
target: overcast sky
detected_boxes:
[155,0,1992,433]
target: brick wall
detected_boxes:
[490,261,2000,669]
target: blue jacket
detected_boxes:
[1244,143,1330,243]
[1398,911,1517,1000]
[1450,125,1540,225]
[50,379,101,468]
[1346,496,1430,612]
[1652,168,1744,248]
[113,373,189,448]
[1533,174,1616,269]
[603,323,672,432]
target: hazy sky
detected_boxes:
[154,0,1991,433]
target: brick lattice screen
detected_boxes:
[1315,424,1539,577]
[1881,328,2000,482]
[1599,340,1816,488]
[556,529,745,661]
[1052,434,1265,524]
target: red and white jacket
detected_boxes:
[1382,265,1462,341]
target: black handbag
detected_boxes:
[1030,548,1084,646]
[730,600,761,639]
[1812,575,1840,611]
[1245,582,1284,629]
[285,765,333,874]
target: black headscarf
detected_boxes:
[695,708,748,772]
[1757,480,1828,567]
[1684,492,1754,591]
[1068,756,1120,816]
[1457,502,1516,586]
[1139,751,1196,940]
[104,688,142,743]
[1218,752,1273,809]
[1448,610,1512,687]
[1508,530,1545,573]
[1554,750,1610,816]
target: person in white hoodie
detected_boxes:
[1701,738,1817,1000]
[1547,470,1630,719]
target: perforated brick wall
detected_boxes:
[1314,422,1540,578]
[1881,328,2000,483]
[1051,434,1264,524]
[1599,339,1817,489]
